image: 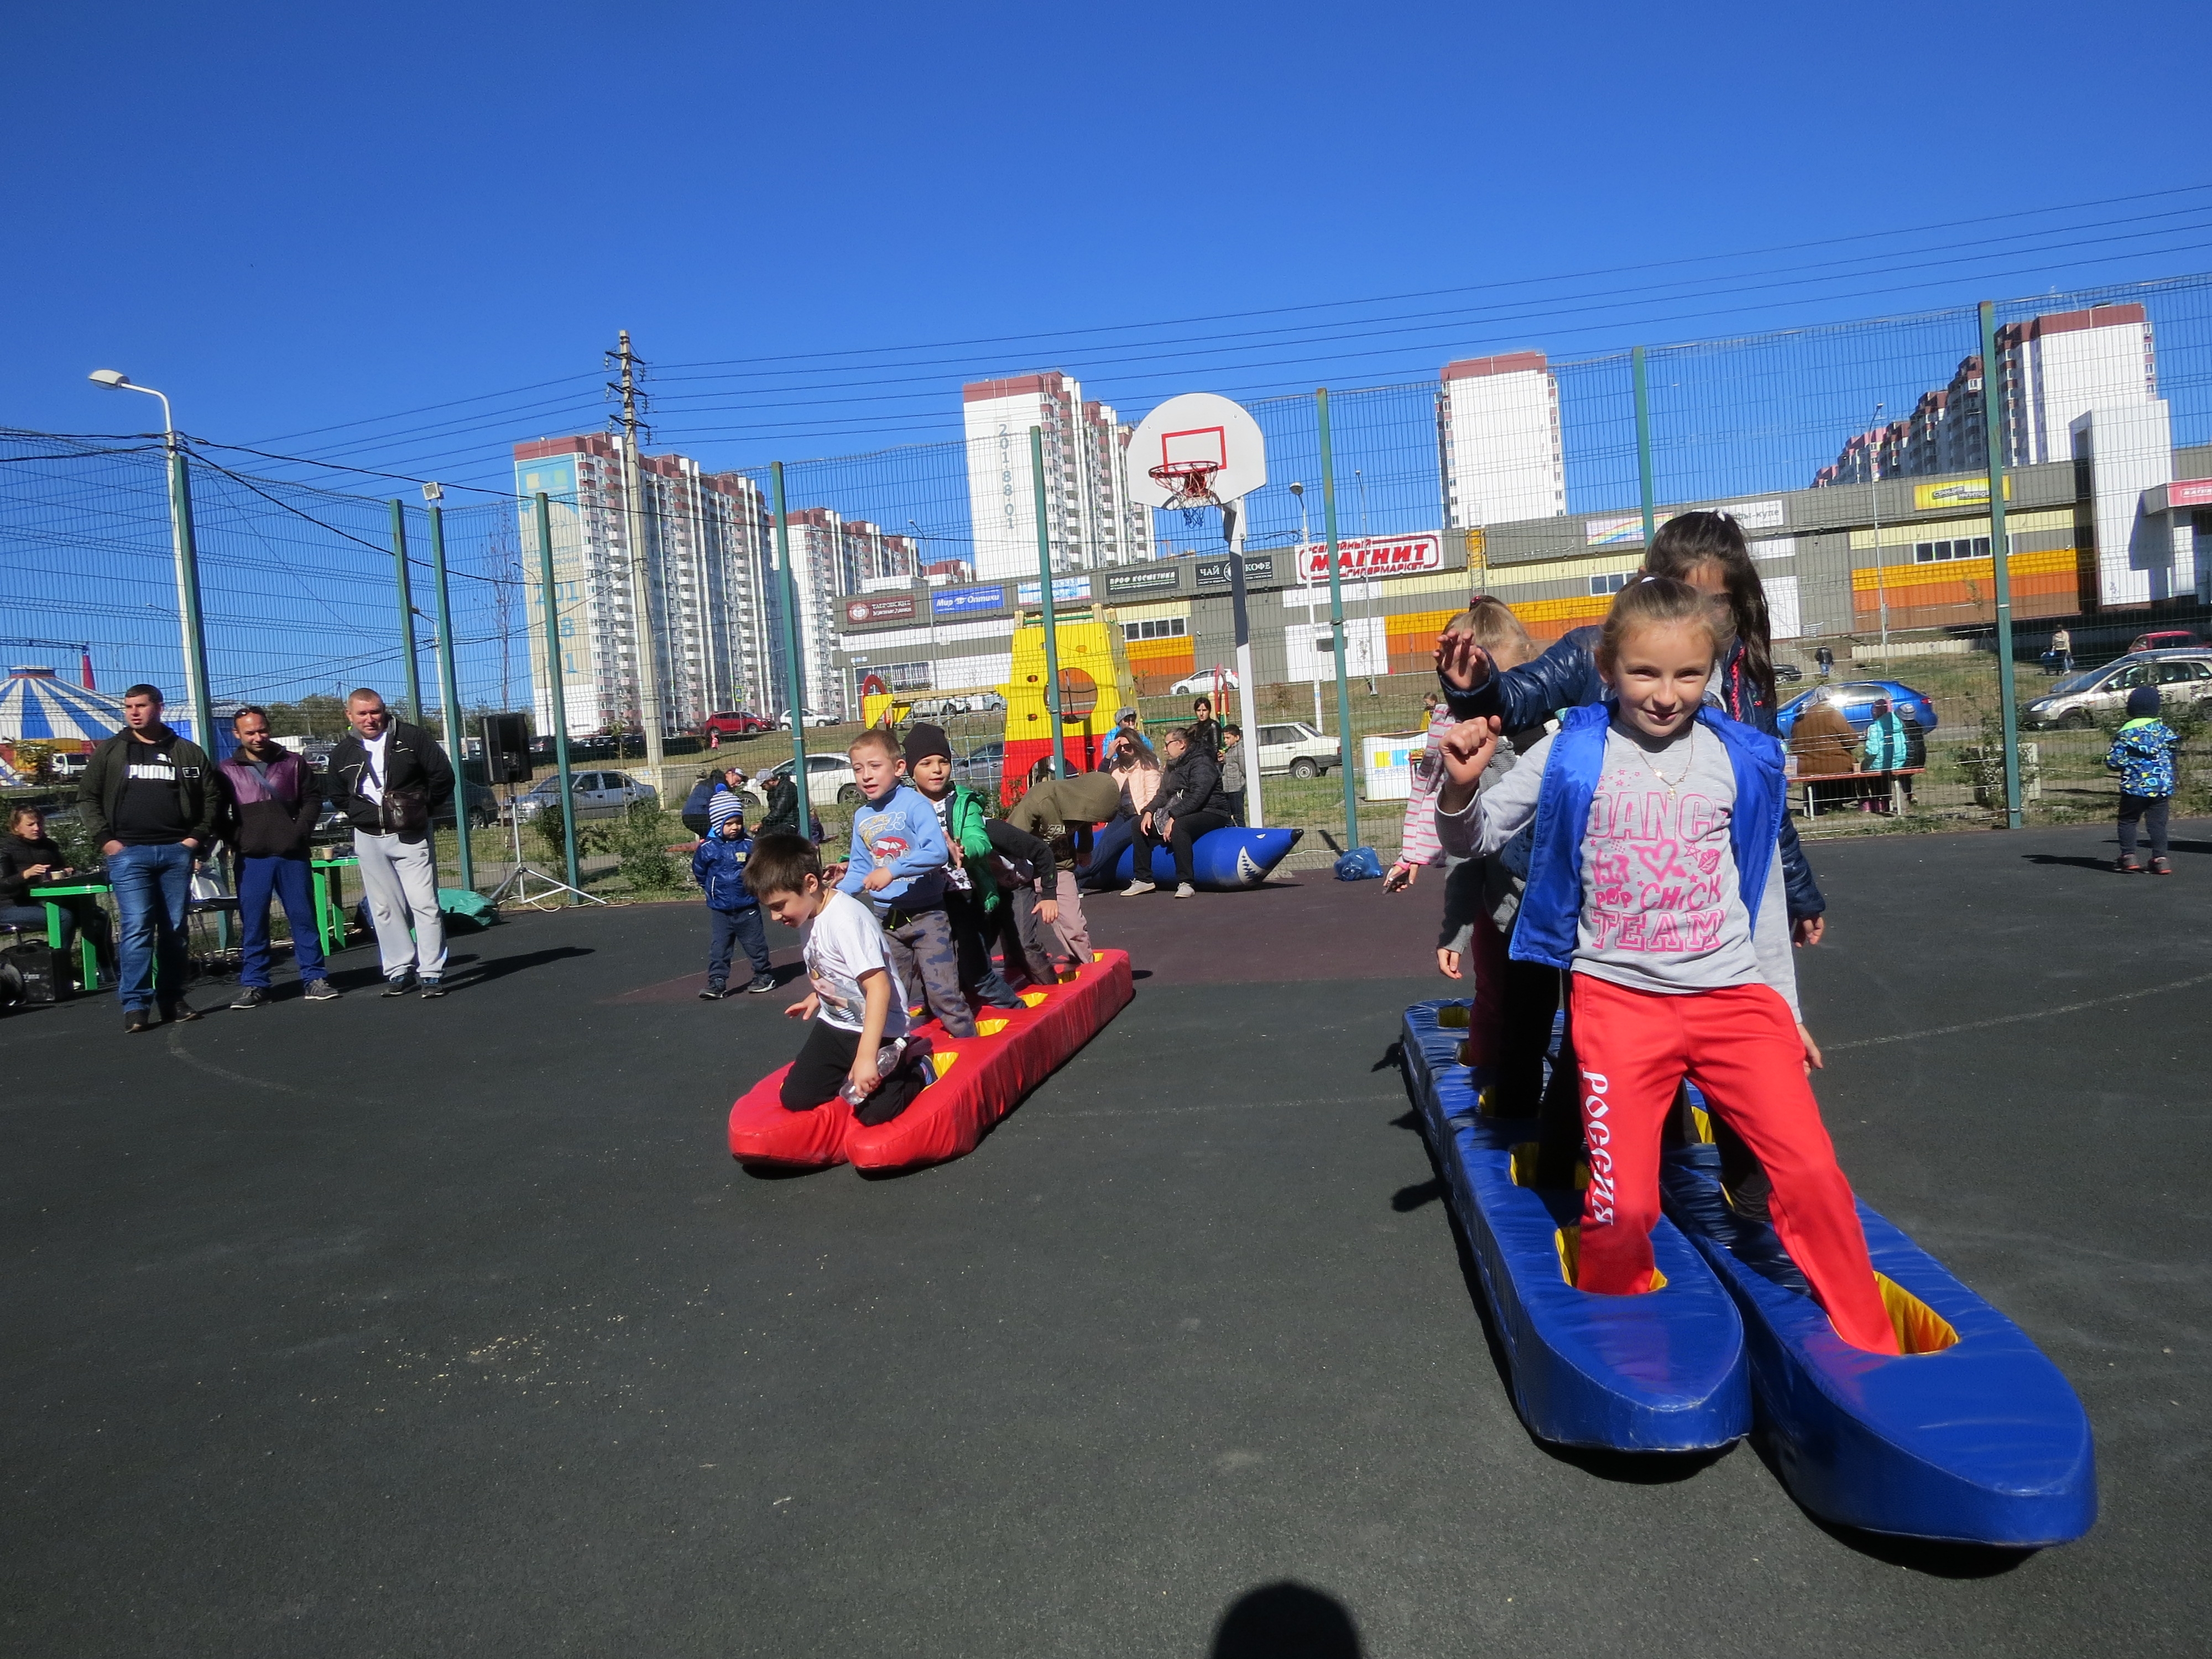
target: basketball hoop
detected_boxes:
[1150,460,1222,527]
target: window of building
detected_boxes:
[1588,571,1629,596]
[1913,535,2004,563]
[1122,617,1188,641]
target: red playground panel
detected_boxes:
[726,948,1136,1174]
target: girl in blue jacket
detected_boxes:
[2107,685,2181,875]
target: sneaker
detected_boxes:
[2116,855,2142,874]
[230,987,268,1011]
[124,1007,154,1034]
[2151,856,2173,876]
[418,979,446,999]
[1122,879,1157,896]
[698,985,727,1001]
[303,978,342,1001]
[163,1001,201,1024]
[745,974,779,995]
[382,975,416,997]
[1173,882,1196,899]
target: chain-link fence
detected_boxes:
[7,269,2212,889]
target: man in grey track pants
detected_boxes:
[323,688,456,998]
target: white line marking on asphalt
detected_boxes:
[1826,967,2212,1051]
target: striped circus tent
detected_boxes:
[0,666,128,743]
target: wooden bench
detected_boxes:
[1792,768,1924,819]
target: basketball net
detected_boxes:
[1150,462,1221,529]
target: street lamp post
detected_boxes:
[88,370,217,752]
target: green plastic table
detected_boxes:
[310,854,359,959]
[36,881,110,991]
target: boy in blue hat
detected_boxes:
[2108,684,2180,875]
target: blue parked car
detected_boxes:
[1775,679,1938,739]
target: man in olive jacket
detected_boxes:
[324,687,456,998]
[77,683,221,1031]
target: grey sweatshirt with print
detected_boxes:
[1435,719,1798,1018]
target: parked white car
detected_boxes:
[748,753,862,810]
[1170,669,1239,695]
[1253,721,1340,779]
[506,769,660,823]
[780,709,842,729]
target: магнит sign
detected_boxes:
[1297,533,1441,583]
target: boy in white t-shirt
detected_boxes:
[747,833,922,1125]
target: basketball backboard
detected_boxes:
[1124,392,1267,509]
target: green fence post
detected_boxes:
[1632,345,1657,547]
[427,503,474,892]
[534,491,583,894]
[1978,301,2025,830]
[389,500,424,724]
[770,462,813,841]
[168,446,217,755]
[1029,427,1066,779]
[1316,388,1359,853]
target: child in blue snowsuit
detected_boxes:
[2108,684,2182,875]
[693,814,777,997]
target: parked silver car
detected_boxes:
[2021,650,2212,729]
[505,769,660,823]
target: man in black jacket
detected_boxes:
[325,687,456,998]
[1125,728,1233,899]
[77,684,221,1031]
[217,706,338,1009]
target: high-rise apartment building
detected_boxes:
[961,372,1147,581]
[1817,305,2156,486]
[513,435,780,735]
[775,508,919,718]
[1437,352,1567,529]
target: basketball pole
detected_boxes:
[1223,500,1263,828]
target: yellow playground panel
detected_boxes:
[1003,607,1142,798]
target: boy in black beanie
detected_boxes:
[902,722,1024,1009]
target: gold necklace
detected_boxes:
[1630,727,1695,797]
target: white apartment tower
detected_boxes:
[514,435,779,735]
[962,372,1147,581]
[1438,352,1567,528]
[1995,302,2157,466]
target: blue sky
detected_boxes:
[7,0,2212,501]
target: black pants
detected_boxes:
[946,887,1021,1006]
[706,906,771,988]
[999,886,1060,985]
[1224,790,1246,826]
[2119,793,2171,858]
[1137,808,1233,885]
[780,1019,921,1126]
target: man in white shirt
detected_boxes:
[323,688,456,998]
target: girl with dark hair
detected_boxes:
[1644,510,1777,726]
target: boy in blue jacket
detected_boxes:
[2108,685,2181,875]
[838,727,976,1037]
[693,811,777,998]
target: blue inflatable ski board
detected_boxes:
[1400,1000,1749,1452]
[1660,1141,2096,1546]
[1112,825,1301,890]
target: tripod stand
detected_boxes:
[487,776,604,909]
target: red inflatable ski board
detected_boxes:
[726,948,1135,1173]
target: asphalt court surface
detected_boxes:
[3,821,2208,1656]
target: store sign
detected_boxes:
[1103,566,1181,596]
[843,594,916,625]
[932,585,1005,615]
[1016,576,1092,606]
[1296,533,1441,583]
[1912,477,2010,511]
[1585,499,1786,547]
[1194,554,1277,587]
[2147,478,2212,513]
